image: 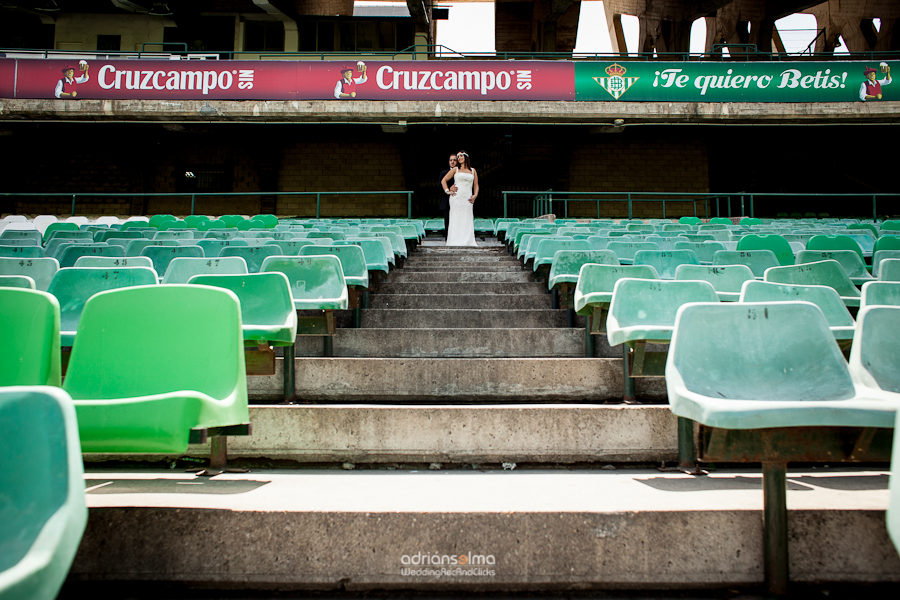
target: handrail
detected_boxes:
[501,190,900,221]
[4,46,900,62]
[1,190,416,219]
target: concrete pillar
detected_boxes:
[495,0,580,55]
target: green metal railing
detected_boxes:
[1,190,415,218]
[501,191,900,220]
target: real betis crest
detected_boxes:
[592,63,639,99]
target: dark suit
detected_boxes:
[439,168,455,234]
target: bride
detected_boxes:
[440,151,479,247]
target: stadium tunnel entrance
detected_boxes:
[1,121,897,220]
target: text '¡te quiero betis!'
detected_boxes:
[653,67,850,95]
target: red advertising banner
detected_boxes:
[1,58,574,101]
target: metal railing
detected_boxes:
[4,45,900,63]
[1,190,416,218]
[501,191,900,221]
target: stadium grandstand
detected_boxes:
[2,1,900,598]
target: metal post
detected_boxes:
[71,194,77,217]
[627,193,633,219]
[728,197,732,218]
[750,195,755,218]
[584,318,594,357]
[283,343,296,402]
[716,197,720,217]
[503,192,508,218]
[316,193,321,218]
[741,195,745,217]
[210,436,227,470]
[564,199,568,219]
[704,198,709,218]
[662,200,666,219]
[677,417,695,472]
[190,194,196,216]
[763,461,789,595]
[622,345,635,402]
[873,195,877,221]
[407,192,412,218]
[596,200,600,219]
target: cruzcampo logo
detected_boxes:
[593,63,639,99]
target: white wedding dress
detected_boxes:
[445,169,477,247]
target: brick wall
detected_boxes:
[566,137,710,219]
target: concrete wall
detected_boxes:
[54,13,174,52]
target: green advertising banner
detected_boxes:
[574,61,895,102]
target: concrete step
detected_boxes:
[74,467,899,590]
[378,282,546,295]
[387,271,534,283]
[248,358,665,404]
[416,247,506,255]
[367,293,552,310]
[294,327,585,358]
[361,308,565,328]
[402,264,525,272]
[409,254,514,263]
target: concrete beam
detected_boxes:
[3,98,899,125]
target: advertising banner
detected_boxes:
[574,60,895,103]
[2,58,574,101]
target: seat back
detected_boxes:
[45,231,93,244]
[95,229,143,244]
[873,251,900,278]
[42,223,79,245]
[219,245,282,273]
[338,239,390,273]
[0,229,43,244]
[850,306,900,394]
[574,263,660,313]
[736,234,794,266]
[669,301,856,402]
[807,235,865,263]
[740,280,854,329]
[0,256,60,291]
[712,249,779,277]
[48,267,159,339]
[190,272,295,329]
[57,243,125,268]
[0,288,60,386]
[63,285,245,401]
[161,256,249,284]
[633,249,700,279]
[0,386,86,594]
[861,281,900,309]
[533,239,592,267]
[265,240,318,255]
[141,245,205,277]
[797,250,870,279]
[261,255,348,309]
[881,259,900,282]
[607,279,718,345]
[764,260,860,301]
[153,230,194,240]
[674,264,755,297]
[0,275,36,289]
[548,250,619,285]
[195,238,248,257]
[299,244,368,287]
[0,245,43,259]
[73,256,154,269]
[674,241,725,264]
[607,241,660,264]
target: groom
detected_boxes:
[438,153,459,234]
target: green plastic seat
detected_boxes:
[190,272,297,347]
[219,215,246,228]
[674,264,755,302]
[261,255,349,310]
[736,234,795,266]
[0,386,87,600]
[147,214,175,229]
[424,219,445,231]
[625,223,655,233]
[678,217,701,225]
[356,234,395,266]
[0,289,60,386]
[861,281,900,310]
[41,223,79,245]
[797,250,874,286]
[740,280,855,341]
[873,250,900,279]
[196,239,248,257]
[0,275,35,289]
[607,278,719,347]
[765,260,861,307]
[153,230,194,241]
[662,224,691,232]
[585,236,610,251]
[0,245,43,259]
[64,285,250,454]
[0,257,59,291]
[252,214,279,228]
[265,240,318,255]
[219,245,282,274]
[849,306,900,399]
[161,256,248,284]
[48,267,159,346]
[676,233,716,243]
[712,249,779,278]
[140,245,205,278]
[547,250,619,292]
[197,219,226,231]
[95,229,142,243]
[122,239,178,257]
[708,217,733,226]
[607,241,660,265]
[73,256,154,270]
[667,301,897,430]
[807,235,866,263]
[44,238,88,258]
[203,229,240,240]
[674,241,725,264]
[633,249,700,280]
[874,236,900,254]
[398,224,421,241]
[1,230,43,245]
[891,411,900,555]
[299,245,369,289]
[880,259,900,282]
[372,232,407,260]
[183,215,209,229]
[532,239,592,271]
[518,233,558,260]
[574,263,660,315]
[237,219,267,231]
[57,244,125,268]
[337,239,390,276]
[157,219,188,231]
